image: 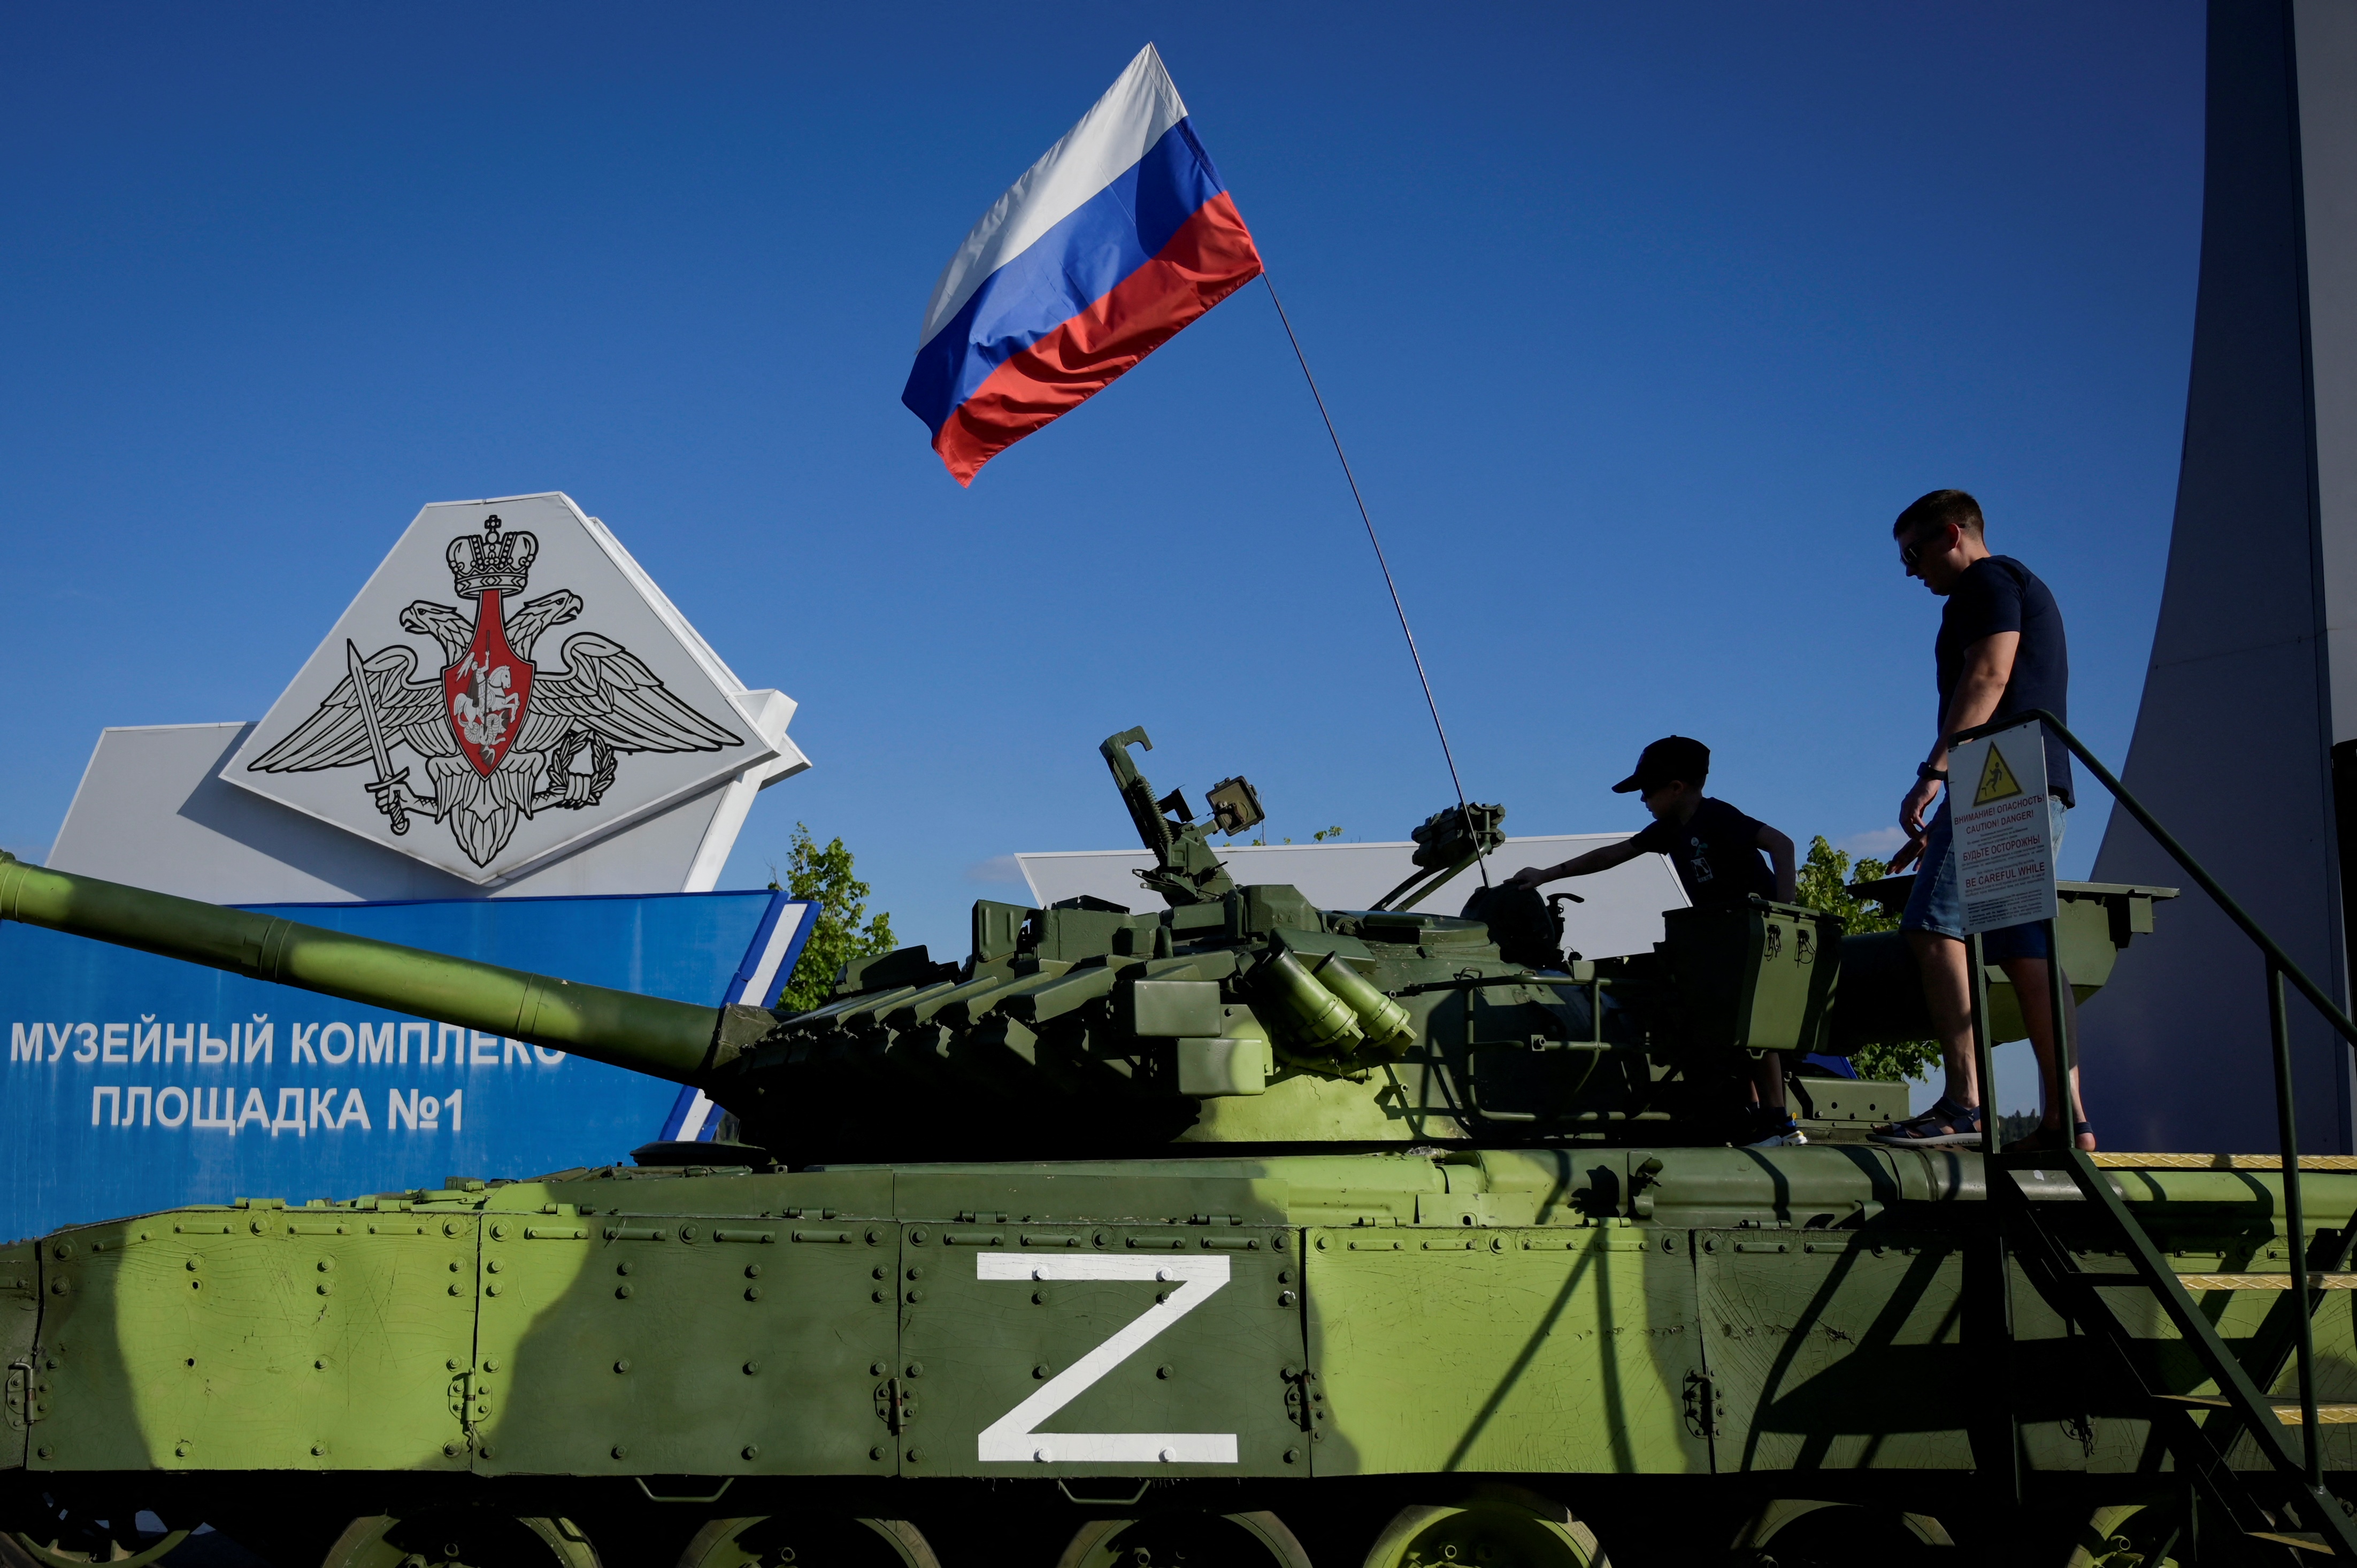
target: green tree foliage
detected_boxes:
[770,824,898,1014]
[1793,835,1941,1085]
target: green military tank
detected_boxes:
[2,727,2347,1567]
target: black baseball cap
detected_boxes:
[1611,735,1710,794]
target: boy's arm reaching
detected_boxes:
[1506,836,1647,890]
[1756,823,1797,903]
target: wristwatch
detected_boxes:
[1917,763,1949,783]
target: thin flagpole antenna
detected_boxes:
[1261,272,1486,886]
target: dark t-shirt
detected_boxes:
[1631,797,1775,910]
[1936,555,2074,806]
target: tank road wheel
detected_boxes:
[2063,1502,2186,1568]
[1362,1493,1604,1568]
[318,1513,600,1568]
[1729,1500,1951,1565]
[0,1494,191,1568]
[673,1515,939,1568]
[1056,1511,1311,1568]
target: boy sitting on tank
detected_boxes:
[1504,735,1804,1147]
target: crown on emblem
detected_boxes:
[446,514,538,600]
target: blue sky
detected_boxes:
[5,2,2204,990]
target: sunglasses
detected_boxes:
[1899,524,1952,568]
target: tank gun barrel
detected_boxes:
[0,852,740,1085]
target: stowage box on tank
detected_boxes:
[9,728,2335,1568]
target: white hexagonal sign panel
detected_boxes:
[228,493,778,885]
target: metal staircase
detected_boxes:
[1959,712,2357,1559]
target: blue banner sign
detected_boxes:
[0,890,811,1243]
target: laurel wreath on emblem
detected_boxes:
[248,514,742,868]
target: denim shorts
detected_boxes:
[1901,794,2068,963]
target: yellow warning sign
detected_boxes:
[1974,744,2025,806]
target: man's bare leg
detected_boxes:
[1998,955,2090,1148]
[1752,1051,1786,1112]
[1907,929,1980,1112]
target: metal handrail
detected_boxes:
[1947,708,2345,1520]
[1951,709,2357,1050]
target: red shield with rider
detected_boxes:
[443,588,534,777]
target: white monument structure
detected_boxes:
[2086,3,2357,1151]
[48,494,807,902]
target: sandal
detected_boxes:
[2005,1120,2097,1154]
[1871,1097,1984,1148]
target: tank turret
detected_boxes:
[0,726,2176,1170]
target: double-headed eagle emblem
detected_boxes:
[249,514,741,868]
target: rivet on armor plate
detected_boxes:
[612,1445,628,1459]
[613,1358,630,1373]
[742,1444,759,1460]
[744,1361,761,1375]
[1033,1364,1050,1379]
[744,1287,762,1301]
[616,1283,634,1299]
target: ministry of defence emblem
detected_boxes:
[247,513,742,869]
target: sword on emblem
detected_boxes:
[345,639,411,836]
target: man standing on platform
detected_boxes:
[1871,490,2092,1152]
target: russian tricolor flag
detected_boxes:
[902,45,1264,486]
